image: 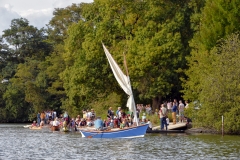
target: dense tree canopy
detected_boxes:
[183,0,240,133]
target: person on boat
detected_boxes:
[86,118,93,127]
[94,117,105,130]
[123,118,129,127]
[52,117,60,127]
[70,118,77,131]
[116,107,122,126]
[37,112,41,126]
[113,116,118,128]
[31,121,37,127]
[62,119,68,131]
[63,111,69,123]
[86,109,92,120]
[127,117,132,127]
[48,111,52,121]
[76,115,81,121]
[75,116,81,127]
[82,110,87,120]
[79,118,86,127]
[109,119,114,128]
[44,111,49,124]
[107,107,114,119]
[40,111,45,125]
[120,119,126,129]
[147,119,152,131]
[40,121,44,127]
[91,109,96,120]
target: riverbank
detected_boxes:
[185,127,219,134]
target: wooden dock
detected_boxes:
[147,129,185,133]
[152,122,187,131]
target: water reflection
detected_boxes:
[0,124,239,159]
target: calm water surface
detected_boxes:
[0,124,239,160]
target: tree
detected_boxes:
[184,34,240,134]
[2,18,51,63]
[184,0,240,103]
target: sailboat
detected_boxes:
[79,44,149,138]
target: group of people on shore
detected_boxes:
[158,99,189,130]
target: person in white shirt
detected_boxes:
[147,119,152,131]
[52,117,60,126]
[86,109,92,119]
[167,102,172,113]
[178,100,185,123]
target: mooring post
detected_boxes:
[222,115,224,136]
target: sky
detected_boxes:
[0,0,93,35]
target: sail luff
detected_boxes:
[102,43,138,126]
[123,53,138,126]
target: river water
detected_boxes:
[0,124,239,160]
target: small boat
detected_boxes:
[30,126,42,130]
[23,125,32,128]
[51,126,60,131]
[80,124,149,138]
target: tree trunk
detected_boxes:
[152,96,162,112]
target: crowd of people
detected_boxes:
[31,107,153,131]
[30,99,189,131]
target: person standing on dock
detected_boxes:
[172,102,177,124]
[178,100,185,123]
[159,104,168,130]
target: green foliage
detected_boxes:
[184,33,240,133]
[183,0,240,134]
[192,0,240,51]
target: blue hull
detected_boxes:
[80,124,149,138]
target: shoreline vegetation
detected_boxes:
[0,1,240,135]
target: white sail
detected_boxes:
[102,44,138,126]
